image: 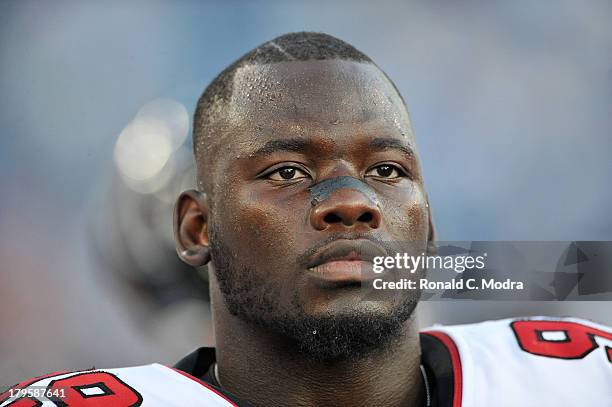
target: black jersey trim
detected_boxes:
[173,348,254,407]
[420,332,458,407]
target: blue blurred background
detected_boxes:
[1,0,611,384]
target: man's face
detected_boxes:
[204,60,431,359]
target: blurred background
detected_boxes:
[1,0,611,385]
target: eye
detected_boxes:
[365,164,406,179]
[267,166,309,181]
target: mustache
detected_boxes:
[296,233,401,268]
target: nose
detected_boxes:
[310,188,381,231]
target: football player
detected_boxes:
[3,32,611,407]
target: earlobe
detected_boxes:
[174,189,211,267]
[177,247,210,267]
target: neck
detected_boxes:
[210,287,423,407]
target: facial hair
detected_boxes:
[209,225,420,362]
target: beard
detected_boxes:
[209,226,420,362]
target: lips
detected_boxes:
[303,239,388,286]
[305,239,387,269]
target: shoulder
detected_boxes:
[1,363,239,407]
[421,316,612,407]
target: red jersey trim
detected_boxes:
[168,366,238,407]
[422,331,463,407]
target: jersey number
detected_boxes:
[511,320,612,362]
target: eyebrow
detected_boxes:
[369,137,414,157]
[250,138,311,157]
[249,137,414,158]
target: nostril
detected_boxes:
[358,212,373,223]
[324,213,342,224]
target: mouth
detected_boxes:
[304,239,388,287]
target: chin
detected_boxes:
[301,291,416,320]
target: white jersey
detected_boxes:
[424,316,612,407]
[2,316,611,406]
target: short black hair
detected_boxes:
[192,32,374,182]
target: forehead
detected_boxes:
[222,60,415,147]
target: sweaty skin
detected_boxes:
[175,59,434,407]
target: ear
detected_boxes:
[426,199,437,255]
[174,189,211,267]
